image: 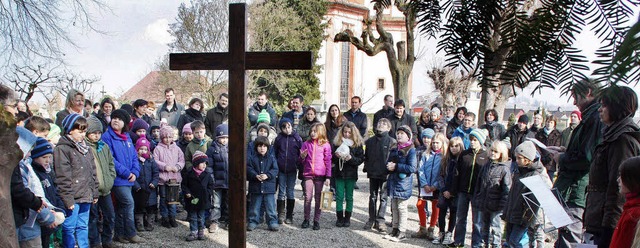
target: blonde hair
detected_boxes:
[491,141,509,162]
[432,133,449,169]
[448,137,464,157]
[334,121,364,147]
[310,122,328,145]
[65,89,85,110]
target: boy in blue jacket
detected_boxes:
[247,136,279,231]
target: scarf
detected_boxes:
[398,140,412,150]
[67,135,89,155]
[139,152,150,160]
[544,127,552,135]
[193,167,204,177]
[626,192,640,201]
[20,159,53,207]
[114,130,128,140]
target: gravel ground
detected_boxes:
[116,170,556,248]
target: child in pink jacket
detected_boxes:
[299,122,332,230]
[153,126,185,228]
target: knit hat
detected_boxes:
[135,137,150,151]
[159,126,174,139]
[279,117,293,129]
[131,119,149,132]
[215,123,229,138]
[517,115,529,124]
[120,104,134,117]
[571,110,582,121]
[257,109,270,124]
[396,125,413,141]
[515,141,537,161]
[47,124,61,141]
[192,150,208,166]
[111,109,131,127]
[256,123,270,138]
[61,113,82,134]
[182,122,193,134]
[469,128,488,145]
[31,137,53,159]
[86,115,103,134]
[421,128,435,139]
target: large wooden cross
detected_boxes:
[169,3,312,248]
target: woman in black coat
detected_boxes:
[177,98,205,136]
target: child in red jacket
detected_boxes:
[611,157,640,248]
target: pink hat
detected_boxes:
[135,137,150,151]
[571,110,582,120]
[182,122,193,134]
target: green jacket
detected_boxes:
[87,138,116,196]
[184,137,212,172]
[554,101,603,208]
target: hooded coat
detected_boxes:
[273,131,303,174]
[386,144,417,200]
[472,160,512,212]
[503,159,550,226]
[54,135,99,208]
[363,131,397,180]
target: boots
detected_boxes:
[411,226,428,238]
[426,226,436,240]
[161,217,171,228]
[144,213,154,231]
[335,211,344,227]
[277,200,285,224]
[169,216,178,228]
[135,214,145,232]
[285,199,295,224]
[343,211,352,227]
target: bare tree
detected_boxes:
[54,70,99,96]
[4,64,60,103]
[427,66,474,111]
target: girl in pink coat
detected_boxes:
[299,123,332,230]
[152,126,185,228]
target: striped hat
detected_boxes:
[61,113,82,134]
[192,150,208,166]
[31,137,53,159]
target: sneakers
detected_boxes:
[186,233,197,242]
[442,232,454,245]
[53,211,66,226]
[312,221,320,230]
[390,232,407,242]
[209,223,219,233]
[197,229,205,240]
[433,232,445,244]
[426,226,436,240]
[374,221,387,234]
[411,226,428,238]
[301,219,310,229]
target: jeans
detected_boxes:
[454,192,475,245]
[62,203,91,248]
[113,186,136,238]
[303,178,324,222]
[188,210,205,232]
[471,210,502,248]
[248,193,278,228]
[278,172,297,200]
[89,195,115,246]
[390,198,409,232]
[335,178,355,212]
[506,223,529,248]
[159,185,177,218]
[368,178,388,222]
[212,189,229,224]
[555,204,584,248]
[438,197,457,233]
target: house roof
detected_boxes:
[120,71,209,106]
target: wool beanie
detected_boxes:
[421,128,435,139]
[159,126,174,139]
[257,109,271,124]
[182,122,193,134]
[47,124,61,141]
[111,109,131,127]
[131,119,149,132]
[135,137,151,151]
[192,150,208,166]
[31,137,53,159]
[515,140,537,161]
[571,110,582,121]
[120,104,134,117]
[517,115,529,124]
[256,123,270,138]
[216,123,229,138]
[86,115,103,134]
[279,117,293,129]
[469,128,488,145]
[61,113,82,134]
[396,125,413,142]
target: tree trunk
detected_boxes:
[0,108,20,248]
[392,63,412,108]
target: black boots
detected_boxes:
[277,200,286,224]
[335,211,344,227]
[344,211,352,227]
[169,216,178,228]
[285,199,295,224]
[135,214,144,232]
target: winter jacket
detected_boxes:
[133,157,159,207]
[610,194,640,248]
[54,136,99,208]
[297,119,319,142]
[300,140,332,179]
[248,101,277,127]
[325,118,345,148]
[177,108,204,136]
[101,127,140,187]
[55,109,88,128]
[247,124,278,144]
[177,138,190,153]
[247,140,275,159]
[204,103,228,138]
[133,113,154,129]
[418,150,443,190]
[479,121,506,144]
[363,131,397,180]
[389,112,418,141]
[472,160,511,212]
[503,125,536,160]
[452,126,474,149]
[31,161,65,211]
[535,128,562,173]
[184,137,212,172]
[386,145,417,200]
[86,137,116,196]
[282,107,306,132]
[206,140,229,189]
[560,123,578,148]
[554,101,603,208]
[504,159,550,226]
[182,168,214,211]
[153,142,185,185]
[274,131,303,174]
[331,143,365,180]
[373,106,394,128]
[247,151,279,194]
[584,117,640,233]
[437,157,459,209]
[344,109,368,138]
[452,148,488,195]
[446,118,463,139]
[11,164,43,227]
[156,100,185,128]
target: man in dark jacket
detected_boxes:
[552,79,603,248]
[204,93,229,138]
[281,95,306,132]
[503,115,535,169]
[388,99,417,142]
[363,118,396,232]
[156,88,185,128]
[373,95,394,128]
[344,96,368,138]
[248,93,277,127]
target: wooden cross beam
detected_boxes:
[169,3,312,248]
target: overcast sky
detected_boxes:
[59,1,639,106]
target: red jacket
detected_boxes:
[610,194,640,248]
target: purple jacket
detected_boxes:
[153,142,185,185]
[300,140,332,179]
[274,131,303,174]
